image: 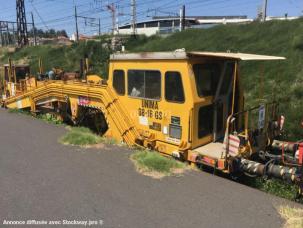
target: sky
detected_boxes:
[0,0,302,36]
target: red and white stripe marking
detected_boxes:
[223,134,240,157]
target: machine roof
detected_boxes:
[188,52,286,60]
[110,50,286,61]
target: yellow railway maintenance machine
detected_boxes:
[0,62,33,99]
[2,51,303,197]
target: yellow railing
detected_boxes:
[3,78,140,147]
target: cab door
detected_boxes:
[213,61,235,141]
[191,62,222,148]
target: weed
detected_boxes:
[59,127,103,146]
[37,113,63,125]
[131,150,185,176]
[8,108,30,115]
[241,177,301,201]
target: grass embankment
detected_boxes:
[131,150,186,178]
[1,39,112,77]
[59,127,103,146]
[279,206,303,228]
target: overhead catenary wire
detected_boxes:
[0,0,293,36]
[31,1,49,30]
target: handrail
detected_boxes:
[231,101,278,118]
[224,101,279,160]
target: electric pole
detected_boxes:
[106,3,116,35]
[131,0,137,36]
[31,12,37,46]
[75,6,79,41]
[0,24,3,47]
[6,24,9,46]
[180,5,185,31]
[262,0,268,22]
[98,18,101,36]
[182,5,185,31]
[16,0,28,47]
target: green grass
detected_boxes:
[8,108,30,115]
[37,113,63,125]
[60,127,103,146]
[8,109,63,125]
[241,177,303,203]
[131,150,185,174]
[1,40,112,78]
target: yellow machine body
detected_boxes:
[1,51,286,172]
[107,53,244,160]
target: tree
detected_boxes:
[28,28,68,38]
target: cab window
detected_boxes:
[193,63,221,97]
[113,70,125,95]
[165,72,185,103]
[128,70,161,100]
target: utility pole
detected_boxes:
[16,0,28,47]
[6,23,9,46]
[12,23,16,45]
[74,6,79,42]
[0,25,3,47]
[98,18,101,36]
[31,12,37,46]
[106,3,116,35]
[262,0,268,22]
[179,8,182,31]
[182,5,185,31]
[180,5,185,31]
[0,22,9,46]
[116,17,119,35]
[131,0,137,36]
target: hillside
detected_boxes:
[1,19,303,139]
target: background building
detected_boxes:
[117,16,253,36]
